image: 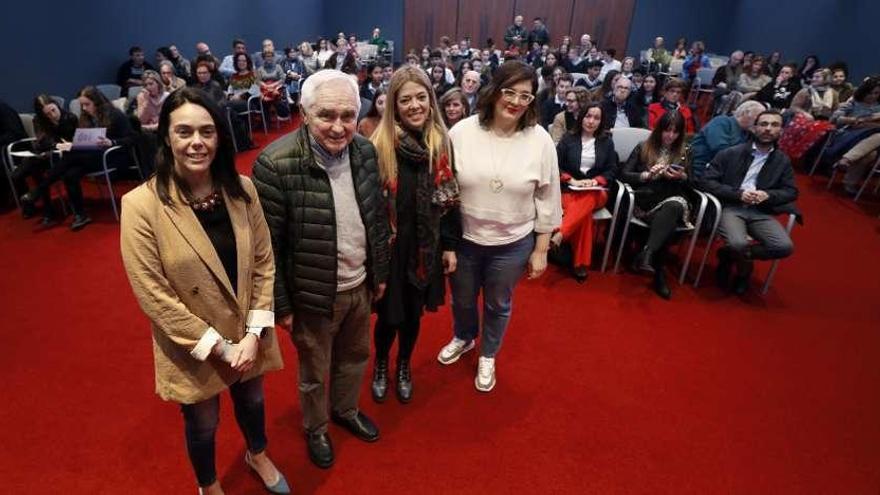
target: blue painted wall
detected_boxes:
[0,0,322,111]
[322,0,404,59]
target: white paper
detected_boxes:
[568,185,608,191]
[71,128,107,150]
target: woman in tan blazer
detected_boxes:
[120,88,288,495]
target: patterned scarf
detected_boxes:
[387,129,458,288]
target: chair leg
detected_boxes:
[854,155,880,202]
[613,200,635,273]
[600,215,617,273]
[808,134,832,176]
[103,172,119,221]
[826,166,839,190]
[693,219,720,288]
[761,260,780,295]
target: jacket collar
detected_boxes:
[161,177,249,311]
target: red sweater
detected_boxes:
[648,102,695,134]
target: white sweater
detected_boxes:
[449,115,562,246]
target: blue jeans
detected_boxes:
[450,234,535,358]
[180,376,268,487]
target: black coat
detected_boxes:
[698,141,799,216]
[540,97,564,129]
[252,126,391,317]
[600,97,645,130]
[556,133,618,189]
[0,100,26,146]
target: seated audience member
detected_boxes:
[429,63,453,98]
[690,100,766,178]
[551,87,590,144]
[369,27,388,51]
[316,38,334,66]
[631,68,646,92]
[456,61,475,86]
[779,68,840,165]
[699,110,798,295]
[254,39,283,68]
[577,34,592,58]
[646,36,672,72]
[601,76,644,129]
[742,51,754,70]
[281,46,307,102]
[192,62,227,104]
[737,56,772,98]
[193,61,253,150]
[158,60,187,93]
[167,45,191,81]
[219,39,248,79]
[361,63,384,101]
[712,51,744,90]
[227,53,260,114]
[599,49,622,81]
[797,55,820,88]
[829,63,854,102]
[461,70,482,113]
[298,42,319,75]
[256,50,291,124]
[552,102,618,282]
[598,70,621,101]
[575,60,604,94]
[541,74,573,129]
[381,62,394,91]
[439,87,470,128]
[753,63,801,109]
[357,87,386,138]
[155,46,172,68]
[136,70,169,132]
[764,51,782,78]
[561,47,583,73]
[117,46,155,93]
[15,95,77,224]
[682,41,710,82]
[648,79,695,133]
[528,17,550,47]
[634,73,662,111]
[620,57,636,80]
[790,68,839,119]
[20,87,134,231]
[620,110,696,299]
[672,38,687,59]
[828,77,880,194]
[194,53,227,86]
[420,46,433,71]
[0,99,26,205]
[326,50,359,74]
[191,42,220,74]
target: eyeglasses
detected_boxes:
[500,88,535,105]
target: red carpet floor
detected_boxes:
[1,121,879,494]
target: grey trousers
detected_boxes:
[291,283,371,434]
[718,206,794,260]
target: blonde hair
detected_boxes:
[371,66,450,183]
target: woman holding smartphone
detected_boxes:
[619,110,695,299]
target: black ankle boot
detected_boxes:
[632,247,655,273]
[396,360,412,404]
[371,358,388,403]
[652,268,672,299]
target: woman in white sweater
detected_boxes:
[437,61,562,392]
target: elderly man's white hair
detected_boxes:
[300,69,361,114]
[733,100,766,120]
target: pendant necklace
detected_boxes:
[488,129,514,193]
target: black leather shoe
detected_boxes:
[331,411,379,442]
[715,247,733,290]
[652,270,672,300]
[632,247,655,273]
[304,431,334,469]
[396,360,413,403]
[732,261,754,296]
[572,265,589,284]
[20,193,36,219]
[371,358,388,403]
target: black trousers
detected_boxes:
[31,150,103,216]
[374,289,422,363]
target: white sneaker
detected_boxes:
[437,337,475,365]
[475,356,496,392]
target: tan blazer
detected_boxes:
[120,175,283,404]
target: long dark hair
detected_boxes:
[476,60,538,131]
[570,101,609,138]
[154,87,249,205]
[76,86,115,128]
[640,110,686,167]
[32,94,66,133]
[600,70,620,96]
[853,76,880,103]
[365,87,387,119]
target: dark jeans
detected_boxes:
[14,156,52,214]
[450,234,535,358]
[180,376,268,487]
[31,150,103,216]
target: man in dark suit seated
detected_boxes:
[599,77,644,129]
[540,74,572,129]
[698,110,799,295]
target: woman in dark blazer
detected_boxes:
[552,102,618,282]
